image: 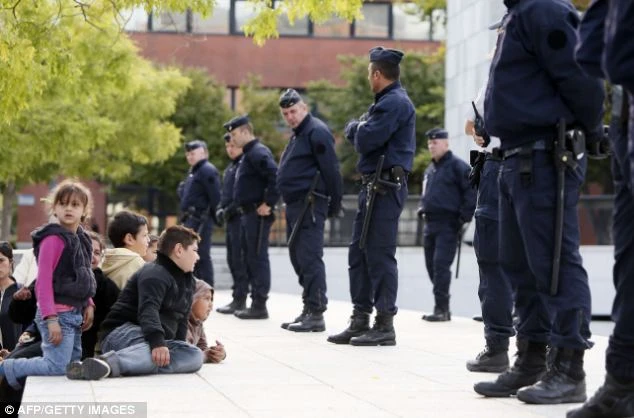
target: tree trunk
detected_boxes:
[1,181,16,241]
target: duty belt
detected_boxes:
[238,203,259,214]
[501,139,553,159]
[360,169,407,185]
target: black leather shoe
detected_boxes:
[467,347,509,373]
[287,312,325,332]
[281,305,308,330]
[517,369,586,404]
[327,311,370,345]
[567,374,634,418]
[349,313,396,346]
[217,298,247,315]
[234,305,269,320]
[422,308,451,322]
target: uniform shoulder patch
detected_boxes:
[547,29,567,50]
[315,144,326,155]
[259,158,268,169]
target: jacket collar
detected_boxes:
[293,114,311,136]
[155,252,191,281]
[375,80,401,102]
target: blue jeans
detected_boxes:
[100,322,203,377]
[3,308,83,390]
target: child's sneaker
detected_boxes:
[66,358,110,380]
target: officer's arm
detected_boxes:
[575,0,608,79]
[311,128,343,213]
[457,162,476,223]
[353,98,401,155]
[254,148,280,207]
[205,169,221,213]
[519,1,604,138]
[603,0,634,93]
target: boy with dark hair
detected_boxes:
[103,210,149,289]
[66,225,203,380]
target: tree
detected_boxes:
[307,49,445,190]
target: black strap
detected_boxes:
[519,147,532,187]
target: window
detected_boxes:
[233,0,258,33]
[313,16,350,38]
[152,11,188,32]
[192,0,230,34]
[430,8,446,41]
[275,2,309,36]
[120,8,150,32]
[392,3,430,40]
[354,3,389,38]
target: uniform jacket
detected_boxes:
[179,159,221,217]
[234,139,280,208]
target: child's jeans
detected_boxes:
[3,308,82,390]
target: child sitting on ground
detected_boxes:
[188,279,226,363]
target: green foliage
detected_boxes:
[307,49,445,184]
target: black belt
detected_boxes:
[501,139,553,159]
[486,151,502,162]
[361,169,407,185]
[238,203,259,214]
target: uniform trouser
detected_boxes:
[285,198,328,312]
[348,182,407,315]
[606,109,634,381]
[423,221,459,312]
[226,217,249,300]
[184,219,214,287]
[473,158,515,348]
[240,212,273,304]
[498,150,591,350]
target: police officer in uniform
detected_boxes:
[224,115,279,320]
[277,89,343,332]
[327,47,415,347]
[568,1,634,416]
[178,139,221,287]
[216,133,250,315]
[474,0,604,404]
[417,128,476,322]
[464,17,515,374]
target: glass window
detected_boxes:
[430,8,446,41]
[234,0,258,33]
[193,0,230,34]
[392,3,430,40]
[313,16,350,38]
[120,8,150,32]
[275,2,309,35]
[355,3,389,38]
[152,11,188,32]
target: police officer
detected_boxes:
[178,139,221,287]
[224,115,279,320]
[216,133,250,315]
[327,46,415,347]
[464,18,515,374]
[277,89,343,332]
[568,1,634,416]
[417,128,476,323]
[474,0,604,404]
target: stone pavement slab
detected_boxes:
[21,291,609,418]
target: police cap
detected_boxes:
[223,133,231,142]
[223,114,250,132]
[185,139,207,151]
[279,88,302,108]
[425,128,449,140]
[369,46,404,65]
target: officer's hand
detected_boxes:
[458,219,469,235]
[344,120,360,139]
[328,203,343,218]
[416,208,424,220]
[257,203,272,217]
[215,208,225,227]
[359,112,370,122]
[585,130,610,159]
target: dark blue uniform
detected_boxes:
[278,113,343,313]
[568,3,634,416]
[484,0,603,353]
[419,150,476,314]
[179,158,221,286]
[219,155,249,301]
[344,80,415,315]
[234,139,279,306]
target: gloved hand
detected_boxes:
[417,208,424,220]
[328,202,344,218]
[215,208,225,227]
[344,120,360,139]
[359,112,370,122]
[585,126,610,159]
[458,218,469,236]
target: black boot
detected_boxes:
[216,297,247,315]
[517,348,587,404]
[349,313,396,346]
[567,374,634,418]
[326,310,370,344]
[281,305,308,330]
[422,306,451,322]
[467,341,510,373]
[287,311,326,332]
[234,301,269,320]
[473,340,547,397]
